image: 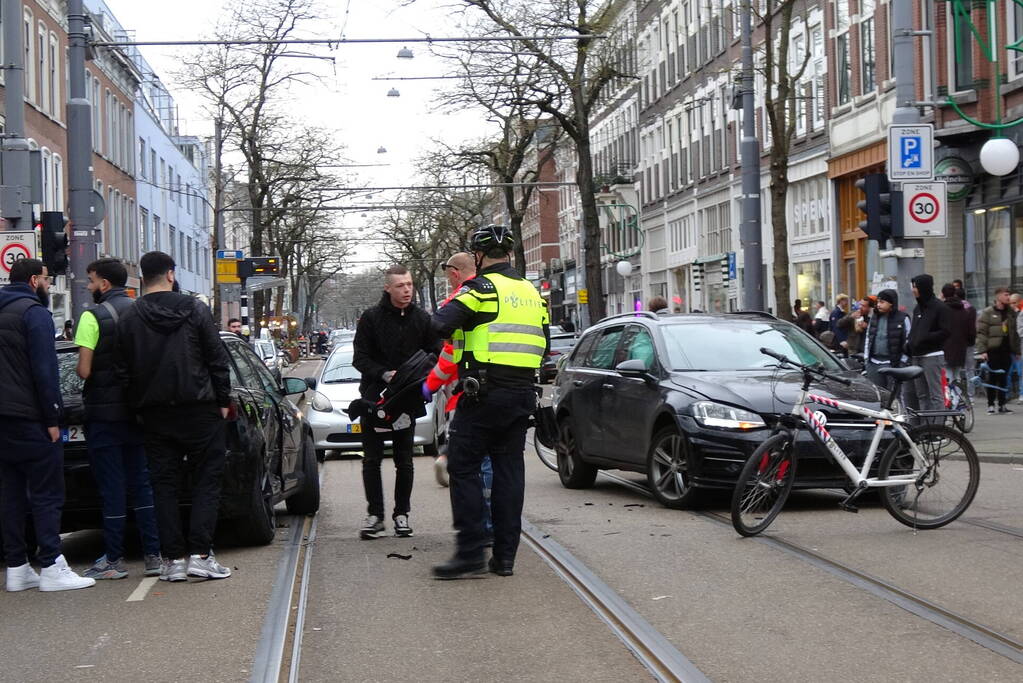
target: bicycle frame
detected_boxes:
[785,383,924,489]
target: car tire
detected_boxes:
[646,427,697,509]
[556,419,597,489]
[234,457,276,546]
[286,434,321,515]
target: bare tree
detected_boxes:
[433,0,633,323]
[761,0,814,320]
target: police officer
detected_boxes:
[430,225,549,579]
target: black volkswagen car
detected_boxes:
[551,311,888,508]
[52,333,319,545]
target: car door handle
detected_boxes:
[572,380,584,387]
[602,383,614,390]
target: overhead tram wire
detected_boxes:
[90,35,603,48]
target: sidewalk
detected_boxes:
[964,404,1023,463]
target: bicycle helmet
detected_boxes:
[469,224,515,256]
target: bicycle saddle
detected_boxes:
[877,366,924,381]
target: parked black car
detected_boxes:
[539,333,579,383]
[50,333,319,545]
[551,311,888,508]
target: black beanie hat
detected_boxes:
[878,289,898,306]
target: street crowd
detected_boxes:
[794,275,1022,414]
[1,252,233,593]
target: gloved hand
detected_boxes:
[421,381,434,402]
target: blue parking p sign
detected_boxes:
[888,124,933,181]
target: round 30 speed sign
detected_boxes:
[908,192,940,223]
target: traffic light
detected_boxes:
[39,211,69,275]
[855,173,902,243]
[237,256,280,279]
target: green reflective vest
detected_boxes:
[451,272,548,369]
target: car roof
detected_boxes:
[590,310,779,330]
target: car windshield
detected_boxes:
[254,342,274,359]
[660,321,843,372]
[321,350,360,383]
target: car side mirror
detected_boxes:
[283,377,308,396]
[303,377,317,391]
[615,359,655,384]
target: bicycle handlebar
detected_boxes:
[759,347,853,387]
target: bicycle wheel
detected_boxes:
[533,434,559,472]
[731,434,797,537]
[878,423,980,530]
[950,377,974,433]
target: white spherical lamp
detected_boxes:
[616,260,633,277]
[979,137,1020,177]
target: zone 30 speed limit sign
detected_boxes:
[0,231,39,285]
[902,181,948,238]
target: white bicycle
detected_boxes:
[731,348,980,537]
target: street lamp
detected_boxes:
[377,146,388,154]
[396,46,414,59]
[979,137,1020,177]
[387,87,400,97]
[615,260,633,277]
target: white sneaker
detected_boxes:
[39,555,96,592]
[434,455,449,487]
[5,563,40,592]
[186,554,231,579]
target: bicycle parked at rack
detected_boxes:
[731,347,980,537]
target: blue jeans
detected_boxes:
[480,456,493,533]
[85,420,160,561]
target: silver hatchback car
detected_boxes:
[301,346,446,460]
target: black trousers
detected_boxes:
[0,418,63,568]
[446,386,534,564]
[141,404,227,559]
[361,426,414,519]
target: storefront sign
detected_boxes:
[934,156,974,201]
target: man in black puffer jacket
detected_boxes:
[117,251,233,583]
[353,265,440,540]
[906,274,952,418]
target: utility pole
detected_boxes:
[739,0,764,311]
[890,0,925,307]
[212,117,224,322]
[1,0,34,230]
[576,218,590,330]
[67,0,104,322]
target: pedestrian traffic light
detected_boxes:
[855,173,902,243]
[38,211,69,275]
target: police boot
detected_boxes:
[432,554,487,580]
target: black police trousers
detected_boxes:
[445,385,534,564]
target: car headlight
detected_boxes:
[691,401,765,430]
[311,391,333,413]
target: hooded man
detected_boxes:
[906,274,952,417]
[117,251,233,582]
[863,289,910,392]
[941,283,976,376]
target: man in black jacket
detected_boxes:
[906,274,952,418]
[0,259,95,592]
[118,251,233,583]
[75,258,161,580]
[352,265,440,540]
[863,289,910,392]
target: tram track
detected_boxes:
[597,471,1023,666]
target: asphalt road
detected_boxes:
[4,361,1023,681]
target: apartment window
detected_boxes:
[151,150,157,186]
[41,148,52,210]
[52,154,63,211]
[169,226,176,258]
[835,0,851,105]
[160,159,167,203]
[23,10,35,103]
[860,0,877,94]
[1011,1,1023,79]
[104,90,113,158]
[186,184,193,214]
[49,34,59,120]
[180,232,186,266]
[154,215,161,251]
[811,26,825,129]
[948,2,973,91]
[37,24,46,113]
[139,139,147,179]
[125,112,134,174]
[141,208,151,252]
[92,77,101,150]
[719,203,732,254]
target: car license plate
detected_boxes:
[347,423,362,434]
[63,425,85,443]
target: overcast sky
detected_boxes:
[104,0,493,267]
